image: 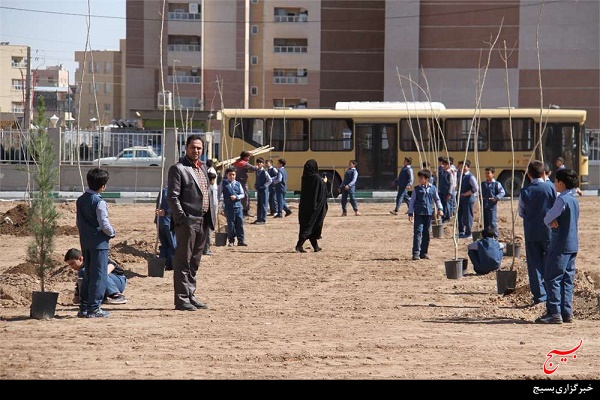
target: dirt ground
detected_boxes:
[0,195,599,381]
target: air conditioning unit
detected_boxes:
[189,3,199,14]
[158,91,172,110]
[297,68,305,77]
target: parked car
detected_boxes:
[92,146,163,167]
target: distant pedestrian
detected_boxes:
[233,150,259,217]
[266,159,279,216]
[252,157,272,225]
[296,159,328,252]
[272,158,292,218]
[457,160,478,239]
[391,157,413,215]
[339,160,360,216]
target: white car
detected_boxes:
[92,146,163,167]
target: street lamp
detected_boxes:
[49,114,59,128]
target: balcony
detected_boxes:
[168,11,201,20]
[168,75,201,84]
[168,44,201,52]
[274,14,307,23]
[273,76,308,84]
[274,46,307,53]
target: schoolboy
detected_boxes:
[391,157,413,215]
[64,248,127,305]
[252,157,272,225]
[457,160,478,239]
[536,169,579,324]
[407,169,443,260]
[221,166,247,246]
[466,226,505,275]
[272,158,292,218]
[76,167,116,318]
[339,159,360,216]
[480,167,505,237]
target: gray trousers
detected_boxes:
[172,214,209,307]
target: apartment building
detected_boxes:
[74,45,124,129]
[123,0,599,129]
[0,43,30,128]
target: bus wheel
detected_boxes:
[322,171,341,199]
[498,171,524,198]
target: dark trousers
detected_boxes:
[457,197,474,235]
[412,214,432,256]
[255,189,269,222]
[394,187,410,211]
[524,240,549,303]
[158,225,176,269]
[275,188,291,215]
[268,187,278,214]
[225,207,245,243]
[544,250,577,316]
[172,215,209,307]
[483,207,498,236]
[80,248,108,312]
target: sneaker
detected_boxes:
[390,210,398,215]
[458,233,472,239]
[252,221,265,225]
[412,255,420,261]
[285,210,292,217]
[273,214,283,218]
[104,294,127,305]
[87,308,110,318]
[341,212,347,217]
[77,310,87,318]
[420,254,431,260]
[227,242,234,247]
[562,314,573,323]
[535,313,562,324]
[238,241,248,246]
[202,250,214,256]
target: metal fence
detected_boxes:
[0,128,216,164]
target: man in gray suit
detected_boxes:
[167,134,216,311]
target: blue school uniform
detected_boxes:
[467,237,504,275]
[480,179,505,236]
[543,189,579,318]
[408,183,443,258]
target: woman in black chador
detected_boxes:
[296,159,328,252]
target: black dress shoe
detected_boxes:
[285,210,292,217]
[175,303,198,311]
[295,245,307,253]
[314,246,322,252]
[238,241,248,246]
[190,299,209,309]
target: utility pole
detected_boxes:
[24,46,31,131]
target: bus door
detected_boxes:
[539,123,579,176]
[355,124,397,190]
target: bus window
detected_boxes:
[490,118,534,151]
[266,118,308,151]
[444,118,488,151]
[230,118,265,148]
[400,118,437,151]
[311,118,353,151]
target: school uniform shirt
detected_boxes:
[408,183,443,216]
[480,179,505,210]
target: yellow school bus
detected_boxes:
[217,104,589,197]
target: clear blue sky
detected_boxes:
[0,0,125,84]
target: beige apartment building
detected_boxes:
[121,0,599,130]
[74,44,125,129]
[0,44,30,128]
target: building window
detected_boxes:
[105,83,111,94]
[251,25,259,35]
[11,102,24,113]
[105,62,111,74]
[251,0,258,4]
[11,79,23,90]
[88,83,94,93]
[251,56,258,65]
[104,104,111,114]
[88,103,95,115]
[251,86,258,96]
